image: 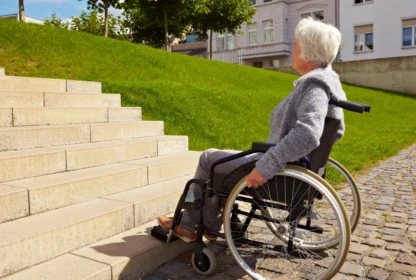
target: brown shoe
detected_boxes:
[156,215,217,243]
[157,216,173,231]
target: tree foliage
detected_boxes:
[78,0,121,37]
[45,10,128,40]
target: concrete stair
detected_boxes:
[0,69,200,279]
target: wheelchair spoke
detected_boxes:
[223,166,350,280]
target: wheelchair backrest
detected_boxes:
[307,117,341,176]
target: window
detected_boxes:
[186,34,199,44]
[227,32,234,50]
[263,20,273,43]
[355,0,373,4]
[248,23,257,45]
[263,0,273,3]
[403,18,416,47]
[301,11,324,21]
[217,34,225,51]
[253,61,263,68]
[251,0,256,4]
[354,25,373,52]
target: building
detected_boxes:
[171,33,208,58]
[0,13,44,24]
[339,0,416,62]
[209,0,338,68]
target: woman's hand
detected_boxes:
[245,168,267,188]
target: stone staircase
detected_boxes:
[0,69,196,279]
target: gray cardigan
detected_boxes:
[255,68,347,179]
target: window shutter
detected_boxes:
[354,24,373,34]
[403,18,416,27]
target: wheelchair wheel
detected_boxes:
[191,247,217,275]
[223,165,350,280]
[327,157,361,233]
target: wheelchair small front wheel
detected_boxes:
[191,247,217,275]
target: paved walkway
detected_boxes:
[143,144,416,280]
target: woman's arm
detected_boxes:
[255,83,329,179]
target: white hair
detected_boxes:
[295,17,342,68]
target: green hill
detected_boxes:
[1,19,415,182]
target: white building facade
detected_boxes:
[0,14,44,24]
[209,0,338,67]
[339,0,416,62]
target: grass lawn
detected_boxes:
[1,19,415,184]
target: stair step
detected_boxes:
[3,254,111,280]
[0,148,66,183]
[0,199,134,278]
[44,92,120,108]
[0,108,12,127]
[71,219,192,280]
[0,91,44,108]
[108,107,142,123]
[0,76,66,92]
[90,121,164,142]
[0,185,28,224]
[105,175,192,226]
[7,163,148,215]
[0,76,101,93]
[13,108,108,126]
[126,151,201,185]
[3,219,191,280]
[59,135,188,171]
[0,125,90,152]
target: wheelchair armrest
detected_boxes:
[251,142,276,153]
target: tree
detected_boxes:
[123,0,196,51]
[18,0,25,22]
[191,0,256,59]
[78,0,120,37]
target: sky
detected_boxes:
[0,0,123,21]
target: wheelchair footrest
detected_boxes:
[151,225,179,243]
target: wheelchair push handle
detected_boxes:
[329,99,371,114]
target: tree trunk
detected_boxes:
[104,0,109,37]
[18,0,25,22]
[209,30,213,60]
[163,7,170,52]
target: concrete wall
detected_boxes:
[340,0,416,62]
[274,56,416,95]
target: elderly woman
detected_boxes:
[157,17,346,242]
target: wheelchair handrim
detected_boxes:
[223,166,350,280]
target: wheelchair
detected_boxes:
[152,99,370,280]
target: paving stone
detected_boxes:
[364,219,385,226]
[383,228,406,236]
[346,253,362,261]
[387,217,408,223]
[363,239,387,247]
[349,242,370,254]
[376,200,395,205]
[396,253,416,266]
[385,263,416,276]
[408,220,416,225]
[378,205,391,210]
[386,243,410,253]
[385,223,409,230]
[390,213,408,219]
[226,265,248,278]
[340,262,364,277]
[382,235,406,244]
[409,226,416,232]
[332,274,354,280]
[388,272,410,280]
[370,249,391,259]
[368,268,391,280]
[158,261,190,276]
[363,256,387,268]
